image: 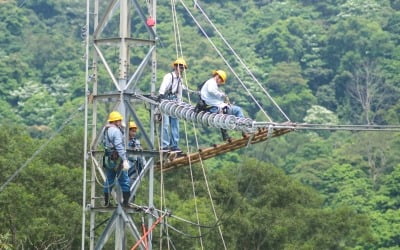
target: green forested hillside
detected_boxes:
[1,0,400,249]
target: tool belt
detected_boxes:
[103,150,121,170]
[194,99,211,113]
[165,93,177,100]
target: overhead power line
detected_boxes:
[253,122,400,132]
[0,104,84,193]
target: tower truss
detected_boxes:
[83,0,158,249]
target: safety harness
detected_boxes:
[164,72,181,100]
[103,127,123,170]
[194,80,212,113]
[127,137,143,178]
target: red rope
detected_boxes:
[131,213,167,250]
[141,217,148,249]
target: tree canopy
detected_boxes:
[1,0,400,248]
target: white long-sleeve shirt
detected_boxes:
[159,72,183,101]
[200,77,226,108]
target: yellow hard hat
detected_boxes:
[129,121,137,129]
[108,111,123,122]
[172,58,188,69]
[212,70,227,83]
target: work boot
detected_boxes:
[122,192,132,207]
[221,129,231,141]
[161,147,170,151]
[170,147,186,157]
[170,147,182,153]
[176,151,186,157]
[104,193,111,207]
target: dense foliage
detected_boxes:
[1,0,400,249]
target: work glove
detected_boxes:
[155,113,162,122]
[157,94,165,102]
[122,160,130,171]
[154,107,162,122]
[224,95,230,104]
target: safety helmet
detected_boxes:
[129,121,137,129]
[172,58,188,69]
[108,111,123,122]
[212,70,227,83]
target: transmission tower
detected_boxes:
[82,0,158,249]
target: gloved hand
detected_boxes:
[122,160,130,171]
[157,94,165,102]
[155,113,162,122]
[224,95,230,104]
[154,107,162,122]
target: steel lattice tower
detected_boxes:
[82,0,158,249]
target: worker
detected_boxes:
[158,58,188,155]
[200,70,244,141]
[102,111,131,207]
[127,121,143,182]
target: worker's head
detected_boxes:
[172,58,188,74]
[212,70,227,84]
[129,121,138,138]
[108,111,123,126]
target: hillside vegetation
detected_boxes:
[1,0,400,249]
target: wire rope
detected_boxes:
[253,122,400,131]
[144,211,204,239]
[148,206,214,228]
[178,0,272,123]
[163,223,203,239]
[193,1,290,122]
[141,203,249,239]
[143,206,212,239]
[18,0,27,7]
[171,0,180,58]
[0,104,84,192]
[295,123,400,131]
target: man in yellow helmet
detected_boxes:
[158,58,188,154]
[103,111,131,207]
[127,121,143,182]
[200,70,244,141]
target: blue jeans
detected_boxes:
[209,105,244,118]
[103,168,130,193]
[162,114,179,149]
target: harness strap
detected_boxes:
[166,72,181,95]
[104,127,115,151]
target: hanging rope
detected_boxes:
[169,2,227,248]
[167,2,186,248]
[156,122,169,249]
[182,122,205,248]
[170,0,206,247]
[171,0,206,248]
